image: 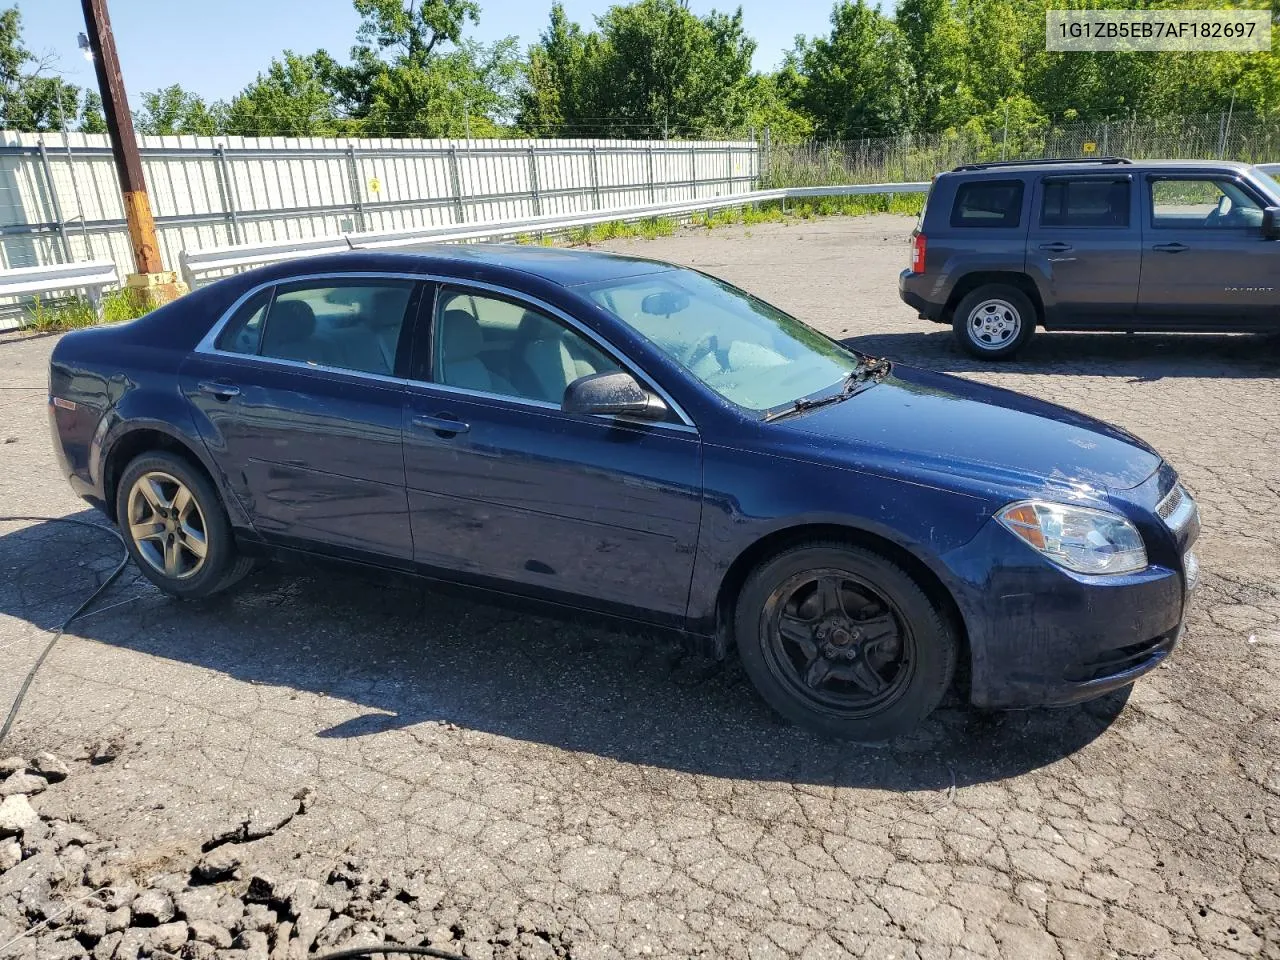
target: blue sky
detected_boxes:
[19,0,839,108]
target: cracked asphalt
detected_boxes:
[1,215,1278,958]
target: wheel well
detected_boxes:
[103,429,212,522]
[715,524,969,678]
[943,272,1043,325]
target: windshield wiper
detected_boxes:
[761,355,891,423]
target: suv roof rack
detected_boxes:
[951,157,1133,172]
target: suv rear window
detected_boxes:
[1040,178,1131,228]
[950,180,1024,228]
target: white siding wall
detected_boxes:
[0,132,760,278]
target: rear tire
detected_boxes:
[115,451,253,599]
[953,284,1037,359]
[734,542,958,741]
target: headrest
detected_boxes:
[369,289,406,330]
[439,309,482,360]
[265,298,316,345]
[515,310,552,343]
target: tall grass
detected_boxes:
[24,288,152,332]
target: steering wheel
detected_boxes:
[682,333,727,371]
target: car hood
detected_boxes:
[776,364,1162,495]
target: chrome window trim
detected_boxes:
[194,270,699,434]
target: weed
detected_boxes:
[23,288,151,332]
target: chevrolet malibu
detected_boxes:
[47,246,1201,740]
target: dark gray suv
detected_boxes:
[898,157,1280,358]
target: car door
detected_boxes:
[401,283,703,625]
[1026,174,1141,327]
[181,275,422,561]
[1138,174,1278,327]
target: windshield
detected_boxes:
[583,270,860,412]
[1252,166,1280,199]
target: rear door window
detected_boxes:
[950,180,1024,228]
[1040,178,1131,228]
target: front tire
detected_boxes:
[952,284,1037,359]
[115,451,253,599]
[735,542,958,741]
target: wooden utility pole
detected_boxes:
[81,0,179,296]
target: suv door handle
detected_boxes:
[1152,242,1189,253]
[197,380,240,400]
[412,414,470,436]
[1038,242,1073,252]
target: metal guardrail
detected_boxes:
[178,181,930,286]
[0,260,120,318]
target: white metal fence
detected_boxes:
[0,132,760,280]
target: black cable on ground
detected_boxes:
[0,515,130,747]
[312,948,468,960]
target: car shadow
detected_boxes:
[1,513,1132,791]
[845,328,1280,380]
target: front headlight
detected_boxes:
[996,501,1147,575]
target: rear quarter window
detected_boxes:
[950,180,1025,228]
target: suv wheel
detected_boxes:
[953,285,1037,359]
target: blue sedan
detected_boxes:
[47,245,1200,740]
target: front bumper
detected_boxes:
[942,508,1196,710]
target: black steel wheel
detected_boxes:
[735,542,958,740]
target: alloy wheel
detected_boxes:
[126,471,209,580]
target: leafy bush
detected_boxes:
[24,288,152,332]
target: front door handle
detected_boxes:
[1038,242,1073,252]
[197,380,240,400]
[412,414,470,436]
[1152,242,1189,253]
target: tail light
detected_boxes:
[911,233,927,273]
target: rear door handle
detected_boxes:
[1152,242,1189,253]
[412,414,470,436]
[197,380,240,400]
[1038,242,1073,252]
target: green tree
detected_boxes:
[224,51,343,136]
[792,0,913,139]
[896,0,972,130]
[518,0,756,138]
[0,6,87,132]
[135,84,225,136]
[331,0,520,136]
[80,91,107,133]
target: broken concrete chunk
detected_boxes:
[187,918,233,948]
[104,906,130,933]
[149,920,188,952]
[130,888,175,925]
[29,752,69,783]
[0,795,38,836]
[0,839,20,872]
[191,846,241,883]
[0,758,23,777]
[235,929,270,960]
[244,872,277,903]
[0,772,47,797]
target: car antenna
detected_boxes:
[344,235,355,250]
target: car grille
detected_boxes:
[1156,485,1184,521]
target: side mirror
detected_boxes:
[1262,206,1280,239]
[562,371,669,420]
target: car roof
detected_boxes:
[948,158,1255,177]
[303,243,678,287]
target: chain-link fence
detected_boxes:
[762,112,1280,187]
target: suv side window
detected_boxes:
[950,180,1024,228]
[1150,178,1263,230]
[1040,178,1131,228]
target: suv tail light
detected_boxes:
[911,233,926,273]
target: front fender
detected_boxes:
[687,443,989,635]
